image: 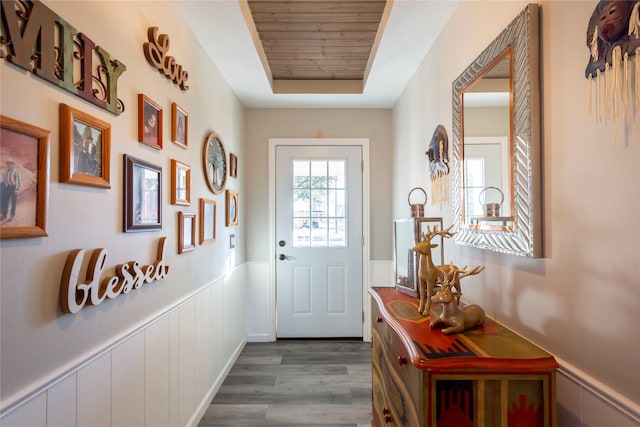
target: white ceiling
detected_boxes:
[174,0,459,109]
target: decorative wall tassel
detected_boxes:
[623,52,630,124]
[630,3,640,39]
[605,62,611,121]
[597,68,604,123]
[587,74,593,120]
[591,25,600,61]
[636,49,640,111]
[612,46,622,136]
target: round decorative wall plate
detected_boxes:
[203,132,227,194]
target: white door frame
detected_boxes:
[268,138,371,342]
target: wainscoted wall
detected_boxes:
[0,266,247,427]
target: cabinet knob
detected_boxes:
[384,414,392,423]
[376,316,383,323]
[397,355,407,365]
[382,408,390,415]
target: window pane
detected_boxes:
[328,218,346,246]
[293,218,311,247]
[327,189,345,217]
[328,160,345,188]
[311,189,327,217]
[293,189,310,216]
[293,160,310,188]
[311,218,328,246]
[310,160,326,188]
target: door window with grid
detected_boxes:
[292,159,346,247]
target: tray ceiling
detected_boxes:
[241,0,391,94]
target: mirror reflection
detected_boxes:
[462,50,513,229]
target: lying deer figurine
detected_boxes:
[412,225,485,316]
[430,272,485,335]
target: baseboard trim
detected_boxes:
[556,356,640,423]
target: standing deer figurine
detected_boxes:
[412,225,485,316]
[430,271,485,335]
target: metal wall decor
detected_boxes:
[0,0,126,114]
[203,132,227,194]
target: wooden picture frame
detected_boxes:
[178,211,196,254]
[229,152,238,178]
[199,198,216,244]
[171,103,188,148]
[171,159,190,206]
[59,103,111,188]
[0,115,49,239]
[225,189,238,227]
[123,154,162,232]
[138,94,162,150]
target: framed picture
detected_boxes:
[225,189,238,227]
[229,152,238,178]
[123,154,162,232]
[178,211,196,254]
[59,103,111,188]
[138,94,162,150]
[199,198,216,244]
[171,103,188,148]
[170,159,190,206]
[0,115,49,239]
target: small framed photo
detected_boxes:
[199,198,216,245]
[171,103,188,148]
[0,115,49,239]
[123,154,162,232]
[59,103,111,188]
[178,211,196,254]
[138,94,162,150]
[229,152,238,178]
[170,159,190,206]
[225,189,238,227]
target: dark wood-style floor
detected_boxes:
[198,339,373,426]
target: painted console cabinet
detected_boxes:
[369,287,558,426]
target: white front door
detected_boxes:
[275,144,363,338]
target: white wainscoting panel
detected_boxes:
[0,266,247,427]
[1,392,46,427]
[145,316,170,427]
[77,352,111,427]
[47,374,76,427]
[112,333,145,427]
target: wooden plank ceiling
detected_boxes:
[241,0,391,94]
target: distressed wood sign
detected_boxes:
[60,238,169,314]
[143,27,189,91]
[0,0,126,115]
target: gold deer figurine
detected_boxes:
[412,225,485,316]
[430,271,485,334]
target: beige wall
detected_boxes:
[0,0,245,414]
[244,108,393,261]
[394,0,639,424]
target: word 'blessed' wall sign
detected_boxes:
[0,0,126,115]
[143,27,189,91]
[60,238,170,314]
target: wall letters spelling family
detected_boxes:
[59,238,170,314]
[0,0,126,115]
[143,27,190,91]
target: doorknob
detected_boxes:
[279,254,293,261]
